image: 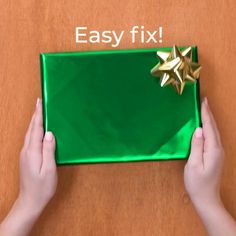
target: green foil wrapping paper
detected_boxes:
[40,47,201,165]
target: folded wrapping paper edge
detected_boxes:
[194,47,202,128]
[40,54,48,133]
[40,46,198,57]
[40,46,201,165]
[56,156,187,165]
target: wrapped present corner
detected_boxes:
[40,46,201,164]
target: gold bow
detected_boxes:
[151,45,201,95]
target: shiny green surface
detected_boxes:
[40,47,201,165]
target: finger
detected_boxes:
[204,98,221,145]
[28,98,44,154]
[41,131,57,174]
[187,127,204,167]
[23,110,36,149]
[201,98,220,151]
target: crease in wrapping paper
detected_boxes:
[40,47,201,164]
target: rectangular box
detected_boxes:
[40,47,201,164]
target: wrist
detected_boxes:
[190,193,224,216]
[17,193,44,219]
[0,195,43,236]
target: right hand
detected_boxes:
[184,97,224,207]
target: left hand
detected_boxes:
[19,98,58,213]
[0,98,58,236]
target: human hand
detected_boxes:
[18,98,58,214]
[184,97,224,208]
[0,98,58,236]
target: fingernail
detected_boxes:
[204,97,208,106]
[45,131,53,142]
[195,128,203,138]
[36,98,40,108]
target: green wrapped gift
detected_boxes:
[40,47,201,165]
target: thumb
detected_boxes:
[187,128,204,166]
[41,131,57,173]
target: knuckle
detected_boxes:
[44,148,53,156]
[44,141,52,149]
[203,115,211,125]
[44,143,55,153]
